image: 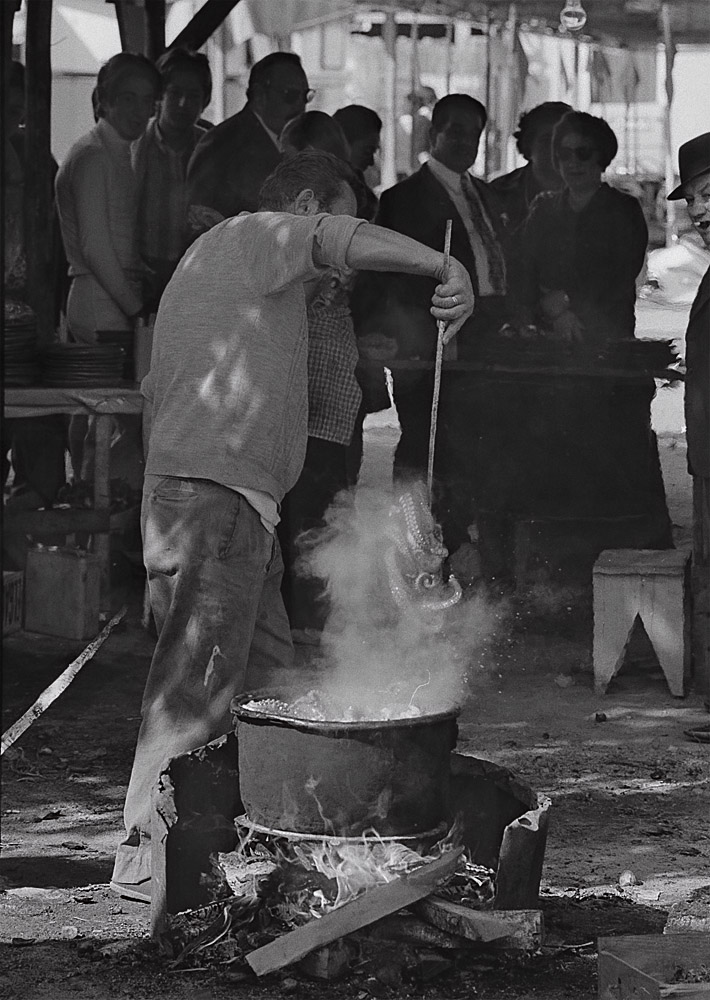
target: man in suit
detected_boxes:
[353,94,508,558]
[186,52,311,226]
[668,132,710,704]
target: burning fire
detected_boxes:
[216,818,493,927]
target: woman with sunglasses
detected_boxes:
[512,111,671,548]
[518,111,647,344]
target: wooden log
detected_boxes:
[297,939,355,981]
[246,848,463,977]
[416,897,543,951]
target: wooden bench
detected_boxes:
[593,548,691,696]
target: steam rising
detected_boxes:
[295,481,496,719]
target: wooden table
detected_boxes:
[3,385,144,606]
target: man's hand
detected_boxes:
[430,257,474,344]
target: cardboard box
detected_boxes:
[3,571,24,635]
[24,546,100,640]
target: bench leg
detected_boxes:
[638,579,687,697]
[593,583,639,695]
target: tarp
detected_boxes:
[51,0,121,74]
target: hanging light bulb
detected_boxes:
[559,0,587,31]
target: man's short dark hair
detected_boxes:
[156,48,212,107]
[552,110,618,170]
[514,102,572,159]
[333,105,382,143]
[431,94,487,133]
[258,149,356,212]
[281,111,350,162]
[247,52,304,101]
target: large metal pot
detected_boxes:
[231,689,459,838]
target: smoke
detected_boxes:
[295,480,499,720]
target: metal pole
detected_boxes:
[445,16,454,94]
[572,36,580,108]
[381,10,398,189]
[410,15,419,174]
[660,3,676,247]
[484,9,492,177]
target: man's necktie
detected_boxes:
[460,172,507,295]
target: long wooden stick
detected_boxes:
[1,605,127,755]
[427,219,453,504]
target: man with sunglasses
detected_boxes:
[186,52,312,231]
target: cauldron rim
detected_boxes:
[230,687,460,736]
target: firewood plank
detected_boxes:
[246,848,463,977]
[417,897,542,949]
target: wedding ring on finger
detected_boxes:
[451,295,458,306]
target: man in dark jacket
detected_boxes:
[352,95,507,556]
[668,132,710,702]
[186,52,311,227]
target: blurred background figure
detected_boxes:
[55,52,160,483]
[506,111,671,566]
[491,101,572,234]
[519,111,646,343]
[397,85,437,178]
[667,133,710,702]
[281,109,350,161]
[333,104,382,174]
[333,103,382,223]
[187,52,311,231]
[133,48,212,313]
[3,60,67,516]
[56,52,160,344]
[275,118,363,637]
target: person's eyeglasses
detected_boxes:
[267,85,315,105]
[558,145,596,163]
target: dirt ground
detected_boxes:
[2,427,708,1000]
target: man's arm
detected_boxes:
[344,223,474,342]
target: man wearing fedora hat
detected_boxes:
[668,131,710,709]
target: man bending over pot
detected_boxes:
[111,150,474,902]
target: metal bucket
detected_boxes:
[231,690,459,838]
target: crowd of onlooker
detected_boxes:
[4,45,708,610]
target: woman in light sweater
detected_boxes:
[55,54,160,480]
[55,53,161,343]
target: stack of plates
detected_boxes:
[95,329,135,381]
[4,299,40,386]
[40,343,127,387]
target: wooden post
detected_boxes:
[381,10,398,190]
[145,0,166,61]
[23,0,54,348]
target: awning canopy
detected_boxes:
[131,0,710,51]
[381,0,710,47]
